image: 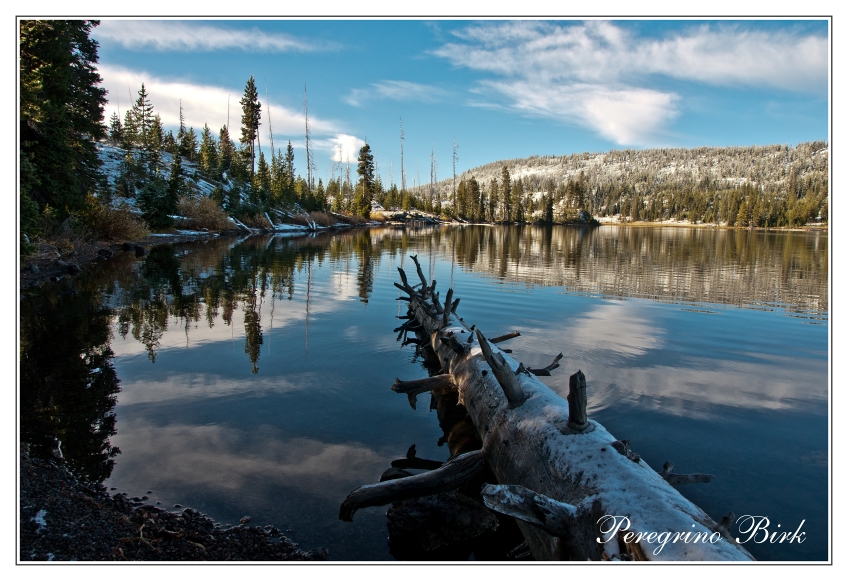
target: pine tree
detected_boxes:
[163,130,177,155]
[148,114,164,171]
[218,126,233,179]
[20,20,107,218]
[355,143,375,218]
[253,151,271,206]
[545,179,555,224]
[239,75,261,176]
[501,166,511,222]
[198,124,218,176]
[108,112,123,146]
[180,127,198,162]
[511,179,524,222]
[488,179,498,221]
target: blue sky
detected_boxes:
[91,18,829,186]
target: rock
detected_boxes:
[68,264,81,275]
[68,250,78,257]
[98,248,113,258]
[121,243,132,252]
[304,548,329,560]
[134,245,146,257]
[29,264,39,274]
[55,259,70,268]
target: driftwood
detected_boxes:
[339,259,754,561]
[339,450,485,522]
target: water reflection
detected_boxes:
[18,225,828,561]
[20,284,121,482]
[436,225,827,317]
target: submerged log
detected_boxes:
[389,262,753,562]
[339,450,485,522]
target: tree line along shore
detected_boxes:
[21,21,827,260]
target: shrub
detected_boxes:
[81,199,149,241]
[239,212,271,229]
[177,196,236,231]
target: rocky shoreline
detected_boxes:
[19,231,239,292]
[19,444,327,562]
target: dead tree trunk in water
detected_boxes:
[340,257,754,561]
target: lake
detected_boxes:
[19,225,829,561]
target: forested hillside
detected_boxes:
[415,142,828,226]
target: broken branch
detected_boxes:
[339,450,485,521]
[491,331,521,344]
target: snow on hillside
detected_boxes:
[411,142,828,205]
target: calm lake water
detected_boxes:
[19,225,829,561]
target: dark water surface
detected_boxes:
[19,225,828,561]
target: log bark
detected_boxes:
[392,263,754,562]
[392,375,457,410]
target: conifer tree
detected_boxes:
[355,143,375,218]
[545,179,555,224]
[239,76,261,176]
[501,166,511,222]
[163,130,177,155]
[198,124,218,176]
[253,151,271,206]
[20,19,107,218]
[218,125,234,178]
[108,112,123,146]
[180,127,198,162]
[511,178,524,222]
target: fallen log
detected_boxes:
[339,450,485,521]
[390,261,753,561]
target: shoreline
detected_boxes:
[19,220,828,292]
[19,444,327,562]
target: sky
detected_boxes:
[89,18,830,187]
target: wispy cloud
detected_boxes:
[98,64,339,137]
[344,80,450,107]
[433,21,827,145]
[95,20,338,52]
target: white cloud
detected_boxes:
[95,20,337,52]
[98,64,339,138]
[312,134,366,163]
[485,80,679,146]
[433,21,827,145]
[344,80,450,107]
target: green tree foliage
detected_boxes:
[511,178,525,222]
[355,143,375,218]
[545,179,555,224]
[198,124,218,177]
[500,166,511,222]
[180,126,198,163]
[20,19,107,222]
[108,112,123,146]
[218,125,234,179]
[239,76,261,176]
